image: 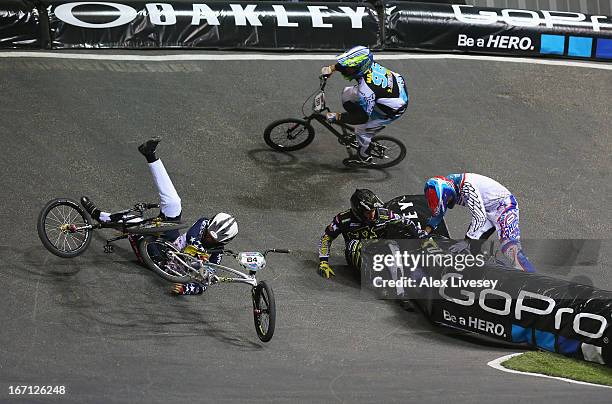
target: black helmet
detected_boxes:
[350,189,383,222]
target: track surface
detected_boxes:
[0,54,610,403]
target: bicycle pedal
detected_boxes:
[104,244,114,253]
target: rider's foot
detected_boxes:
[81,196,101,221]
[172,282,206,295]
[138,137,161,163]
[343,153,372,166]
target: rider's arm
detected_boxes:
[461,182,489,240]
[391,211,426,238]
[318,214,344,261]
[426,214,445,233]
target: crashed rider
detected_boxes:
[424,173,536,273]
[321,46,409,165]
[318,189,425,278]
[81,138,239,294]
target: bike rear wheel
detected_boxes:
[368,135,406,168]
[252,281,276,342]
[139,237,192,283]
[263,118,315,151]
[37,198,92,258]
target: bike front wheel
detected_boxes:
[263,118,315,151]
[139,237,192,283]
[368,135,407,168]
[37,198,92,258]
[252,281,276,342]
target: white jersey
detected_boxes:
[448,173,512,239]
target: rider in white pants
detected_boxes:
[80,138,239,295]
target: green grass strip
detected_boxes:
[503,351,612,386]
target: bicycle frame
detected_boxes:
[302,76,359,149]
[160,245,288,288]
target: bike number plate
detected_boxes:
[238,252,266,271]
[313,92,325,112]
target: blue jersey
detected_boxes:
[172,217,222,264]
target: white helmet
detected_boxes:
[207,213,238,244]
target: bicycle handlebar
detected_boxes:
[318,74,328,91]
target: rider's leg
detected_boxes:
[138,138,182,220]
[355,117,394,158]
[147,159,182,220]
[80,196,117,223]
[494,196,536,272]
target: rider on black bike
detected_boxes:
[318,189,425,278]
[81,138,239,295]
[321,46,409,165]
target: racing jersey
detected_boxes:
[171,217,223,264]
[339,62,409,124]
[428,173,512,239]
[319,207,421,261]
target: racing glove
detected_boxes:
[321,65,335,77]
[325,112,341,123]
[318,260,335,278]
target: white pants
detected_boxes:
[149,159,182,218]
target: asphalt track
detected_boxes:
[0,52,611,403]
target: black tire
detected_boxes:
[263,118,315,152]
[139,237,192,283]
[368,135,406,168]
[37,198,92,258]
[252,281,276,342]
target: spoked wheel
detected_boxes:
[139,237,192,283]
[37,198,92,258]
[367,135,406,168]
[252,281,276,342]
[263,118,315,151]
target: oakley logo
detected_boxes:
[54,2,370,29]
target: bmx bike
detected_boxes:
[263,75,407,168]
[37,197,287,342]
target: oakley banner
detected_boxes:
[361,239,612,366]
[385,2,612,61]
[0,1,40,48]
[44,1,380,49]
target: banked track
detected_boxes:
[0,52,610,403]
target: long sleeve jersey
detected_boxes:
[427,173,512,239]
[319,207,421,261]
[339,62,409,124]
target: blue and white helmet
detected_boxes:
[336,46,374,79]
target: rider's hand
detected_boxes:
[321,65,334,77]
[318,260,335,279]
[172,283,185,294]
[449,240,470,254]
[326,112,341,123]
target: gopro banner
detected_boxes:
[0,1,40,48]
[361,239,612,366]
[385,2,612,61]
[44,1,380,49]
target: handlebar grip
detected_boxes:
[271,249,290,254]
[145,203,159,209]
